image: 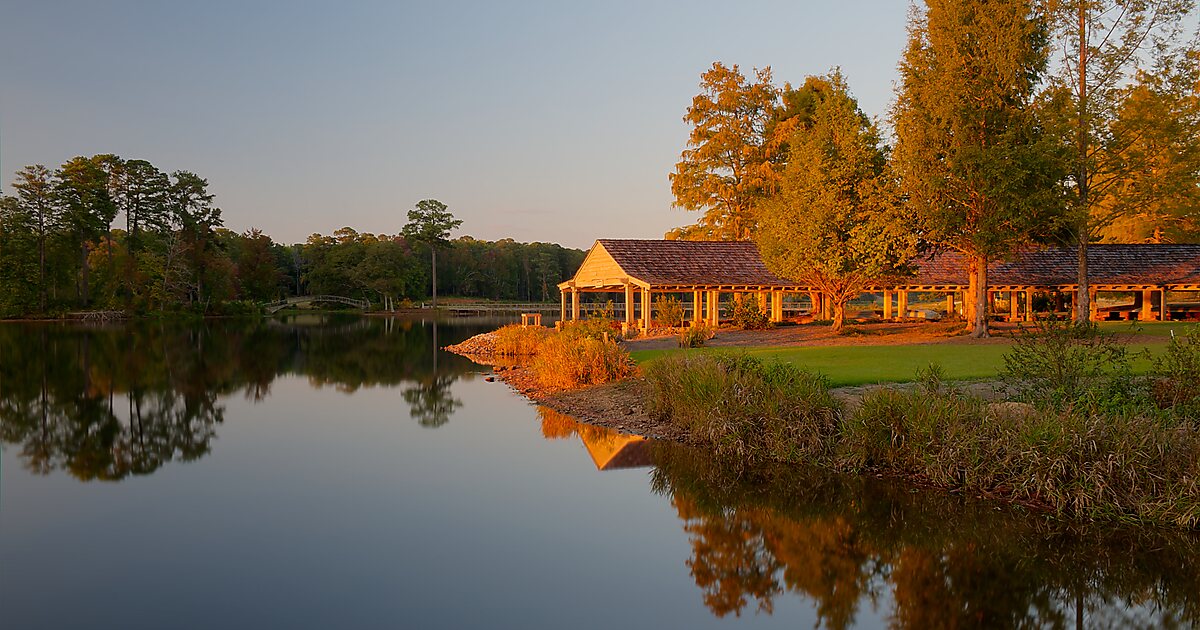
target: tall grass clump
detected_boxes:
[841,387,1200,527]
[492,324,549,357]
[642,353,841,460]
[676,323,714,348]
[529,327,634,389]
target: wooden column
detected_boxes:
[883,290,893,319]
[693,290,702,325]
[1138,288,1152,321]
[1010,290,1019,322]
[1089,288,1099,322]
[640,288,650,330]
[571,288,580,322]
[1161,289,1169,321]
[560,290,567,321]
[772,291,783,322]
[945,293,954,317]
[624,282,635,326]
[1025,289,1034,321]
[709,291,720,325]
[897,291,908,319]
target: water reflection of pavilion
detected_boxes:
[538,407,653,471]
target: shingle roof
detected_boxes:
[597,239,799,287]
[913,244,1200,287]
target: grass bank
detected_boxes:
[641,324,1200,529]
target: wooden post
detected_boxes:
[883,290,893,319]
[571,288,580,322]
[640,288,650,330]
[897,290,908,319]
[1138,288,1153,321]
[945,293,954,317]
[1010,290,1019,322]
[1025,289,1034,321]
[709,291,720,325]
[693,290,702,325]
[1088,288,1098,321]
[772,290,783,322]
[1161,288,1169,321]
[624,282,635,326]
[560,290,567,322]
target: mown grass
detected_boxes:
[632,341,1169,386]
[633,344,1012,386]
[641,350,1200,528]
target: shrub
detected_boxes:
[731,294,770,330]
[677,323,714,348]
[530,328,635,389]
[1003,318,1140,411]
[492,324,549,356]
[641,353,841,460]
[655,295,685,328]
[563,317,621,341]
[1152,327,1200,414]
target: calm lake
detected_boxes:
[1,316,1198,629]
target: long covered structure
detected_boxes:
[558,239,1200,329]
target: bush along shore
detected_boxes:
[644,320,1200,529]
[452,319,1200,529]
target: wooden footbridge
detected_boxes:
[263,295,370,314]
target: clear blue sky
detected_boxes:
[0,0,910,249]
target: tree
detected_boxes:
[401,199,461,308]
[1043,0,1197,320]
[892,0,1066,338]
[669,62,792,241]
[56,156,117,307]
[236,228,285,301]
[168,171,222,307]
[758,72,916,332]
[11,165,59,312]
[1095,64,1200,242]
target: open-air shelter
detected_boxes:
[559,239,1200,329]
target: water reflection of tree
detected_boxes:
[402,374,462,428]
[649,443,1200,628]
[0,317,492,479]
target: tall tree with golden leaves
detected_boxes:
[669,62,790,241]
[892,0,1066,338]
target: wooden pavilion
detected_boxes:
[558,239,1200,329]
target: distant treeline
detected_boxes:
[0,154,585,317]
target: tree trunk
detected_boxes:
[431,247,438,308]
[969,254,989,338]
[80,242,90,307]
[831,300,846,332]
[1074,2,1091,323]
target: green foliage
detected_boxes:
[1003,319,1141,411]
[892,0,1068,336]
[654,295,684,328]
[1152,327,1200,414]
[757,71,916,331]
[641,352,842,460]
[730,294,770,330]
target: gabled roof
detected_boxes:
[562,239,800,289]
[913,244,1200,288]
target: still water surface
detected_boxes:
[1,316,1198,629]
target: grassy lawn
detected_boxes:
[631,335,1172,387]
[631,344,1013,386]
